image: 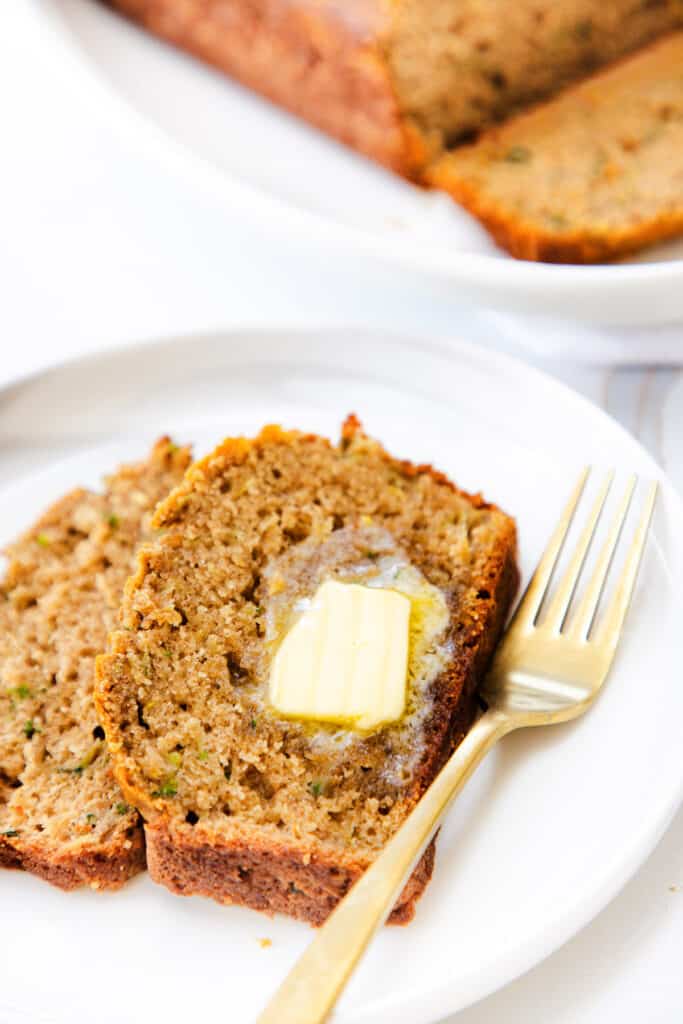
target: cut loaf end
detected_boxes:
[101,0,683,177]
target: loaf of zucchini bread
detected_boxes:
[96,417,518,924]
[101,0,683,177]
[426,32,683,263]
[0,438,190,889]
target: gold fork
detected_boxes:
[258,468,658,1024]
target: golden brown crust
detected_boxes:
[145,822,434,925]
[1,828,146,891]
[0,837,23,870]
[97,417,519,925]
[101,0,423,178]
[427,173,683,264]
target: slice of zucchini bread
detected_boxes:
[101,0,683,176]
[426,32,683,263]
[0,438,191,889]
[96,417,518,924]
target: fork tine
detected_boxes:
[567,476,637,640]
[596,481,658,648]
[542,471,614,633]
[512,467,590,629]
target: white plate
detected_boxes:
[35,0,683,326]
[1,328,682,1024]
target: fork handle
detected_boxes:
[257,709,512,1024]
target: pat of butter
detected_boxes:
[269,579,410,731]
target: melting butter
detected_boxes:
[269,579,410,731]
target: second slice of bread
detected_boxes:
[426,32,683,263]
[96,418,518,923]
[0,439,191,889]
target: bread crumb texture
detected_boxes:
[389,0,683,149]
[0,438,191,888]
[97,417,518,923]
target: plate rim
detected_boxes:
[3,321,683,470]
[1,324,683,1023]
[35,0,683,325]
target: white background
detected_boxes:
[1,3,682,1021]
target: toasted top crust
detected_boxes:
[96,418,517,870]
[0,438,191,880]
